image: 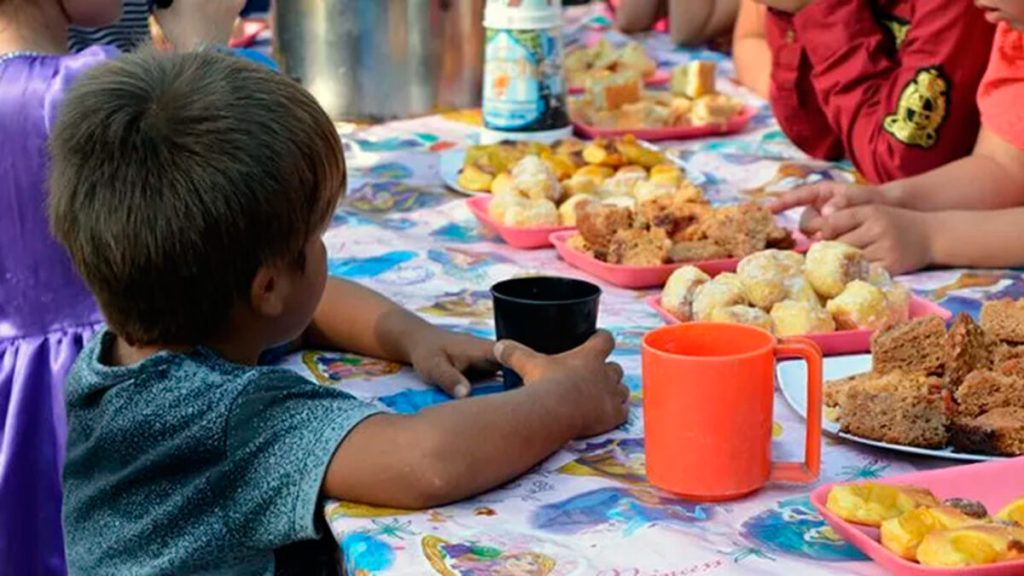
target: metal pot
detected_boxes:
[274,0,484,122]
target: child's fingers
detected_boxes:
[769,187,824,214]
[494,340,544,379]
[798,206,824,236]
[821,186,879,216]
[574,330,615,361]
[421,355,473,398]
[820,206,871,240]
[834,219,877,252]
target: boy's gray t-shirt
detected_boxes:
[62,330,383,575]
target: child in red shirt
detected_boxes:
[760,0,995,184]
[773,4,1024,273]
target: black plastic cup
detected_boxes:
[491,276,602,390]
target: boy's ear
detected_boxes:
[250,265,288,318]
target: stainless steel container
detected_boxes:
[274,0,484,122]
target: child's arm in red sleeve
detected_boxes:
[765,9,845,160]
[792,0,994,183]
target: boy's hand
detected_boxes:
[819,205,933,274]
[754,0,814,13]
[407,329,499,399]
[771,182,893,237]
[494,330,629,439]
[155,0,246,51]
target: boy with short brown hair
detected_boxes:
[51,50,628,575]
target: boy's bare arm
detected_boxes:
[670,0,739,46]
[615,0,664,34]
[733,0,771,98]
[925,208,1024,269]
[322,333,629,509]
[303,278,438,364]
[887,128,1024,211]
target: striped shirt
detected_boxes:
[68,0,152,53]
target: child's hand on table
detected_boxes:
[818,204,933,274]
[494,330,629,438]
[405,328,499,399]
[771,181,895,238]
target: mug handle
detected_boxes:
[769,336,822,484]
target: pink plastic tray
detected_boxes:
[550,230,808,290]
[572,105,757,142]
[466,196,573,250]
[567,69,670,94]
[810,457,1024,576]
[646,294,953,356]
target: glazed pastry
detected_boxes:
[661,266,711,321]
[511,155,561,202]
[488,195,527,223]
[826,280,891,331]
[805,241,870,299]
[501,198,558,227]
[692,273,748,322]
[709,305,772,332]
[784,276,822,307]
[771,300,836,336]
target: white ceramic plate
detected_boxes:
[439,143,708,196]
[776,354,998,462]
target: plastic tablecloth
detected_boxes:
[267,15,1024,576]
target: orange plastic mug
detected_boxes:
[641,323,822,501]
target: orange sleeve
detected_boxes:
[978,23,1024,152]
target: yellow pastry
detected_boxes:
[661,266,711,322]
[805,241,870,299]
[996,497,1024,526]
[692,273,748,322]
[771,300,836,336]
[880,506,981,560]
[709,305,773,332]
[501,198,558,227]
[511,155,562,202]
[558,194,595,227]
[826,483,939,527]
[916,524,1024,567]
[827,280,891,331]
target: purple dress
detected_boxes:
[0,46,116,576]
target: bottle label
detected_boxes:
[483,27,569,132]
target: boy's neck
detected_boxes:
[0,2,71,56]
[112,328,272,368]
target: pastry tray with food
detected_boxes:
[550,194,799,289]
[564,38,668,94]
[647,241,952,355]
[569,60,754,141]
[441,135,703,196]
[778,299,1024,460]
[454,137,704,248]
[465,196,574,249]
[809,459,1024,575]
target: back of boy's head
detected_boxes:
[49,49,345,347]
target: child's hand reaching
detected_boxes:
[771,182,894,237]
[817,204,933,274]
[494,330,629,439]
[407,330,499,399]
